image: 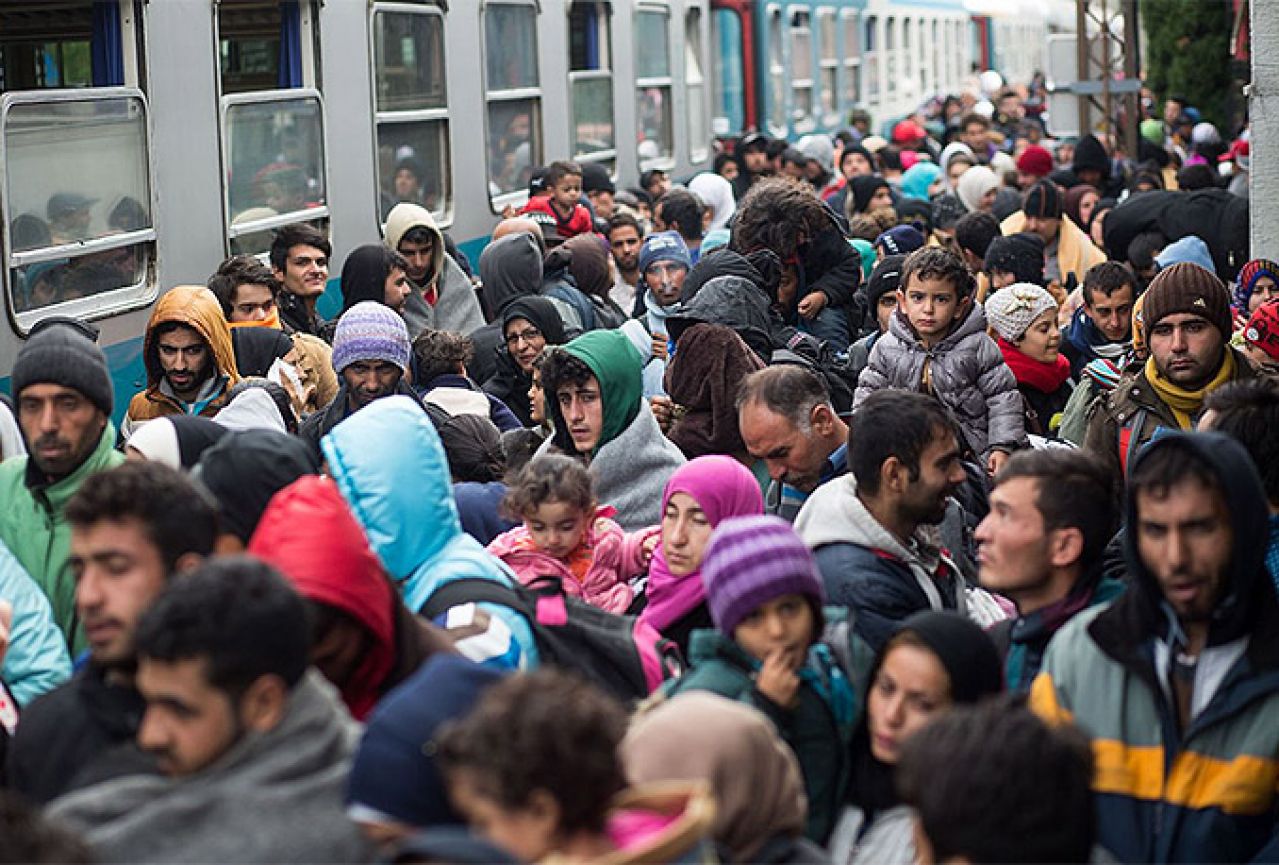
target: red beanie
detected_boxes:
[1245,299,1279,361]
[893,120,926,145]
[1016,145,1054,178]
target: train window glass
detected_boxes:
[864,16,878,104]
[569,1,615,167]
[635,7,672,165]
[3,92,154,316]
[766,8,784,135]
[885,18,895,98]
[841,11,860,108]
[931,20,941,95]
[788,10,812,128]
[219,1,311,94]
[223,93,328,255]
[484,2,542,201]
[710,8,744,136]
[902,18,911,81]
[373,6,450,223]
[0,2,106,93]
[817,10,837,122]
[685,8,707,162]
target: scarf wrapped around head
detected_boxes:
[1234,259,1279,313]
[640,456,763,632]
[666,323,765,459]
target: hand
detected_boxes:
[651,332,669,361]
[500,203,519,219]
[755,649,801,709]
[797,291,828,320]
[987,449,1010,477]
[650,396,675,432]
[641,533,660,565]
[0,601,12,670]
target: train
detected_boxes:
[0,0,1071,421]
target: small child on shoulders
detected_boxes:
[520,160,595,241]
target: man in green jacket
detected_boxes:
[0,319,123,652]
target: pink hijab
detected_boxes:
[641,456,764,631]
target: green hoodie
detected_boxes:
[559,329,643,457]
[0,424,124,653]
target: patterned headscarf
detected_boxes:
[1234,259,1279,312]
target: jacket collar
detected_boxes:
[25,422,121,503]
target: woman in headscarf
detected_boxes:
[688,172,737,233]
[1233,259,1279,327]
[481,296,566,427]
[623,693,827,864]
[637,455,763,655]
[938,141,975,191]
[956,165,1000,213]
[1063,184,1100,233]
[845,176,893,220]
[834,612,1004,865]
[665,323,765,467]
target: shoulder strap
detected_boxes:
[419,578,533,621]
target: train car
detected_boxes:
[0,0,715,422]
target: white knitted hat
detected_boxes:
[985,283,1058,343]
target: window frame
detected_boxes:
[567,0,616,168]
[765,4,786,137]
[840,8,860,110]
[482,0,543,212]
[815,6,838,127]
[368,1,453,227]
[635,1,674,171]
[684,5,708,163]
[864,15,878,105]
[786,5,814,134]
[0,85,158,332]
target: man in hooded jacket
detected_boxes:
[384,203,485,338]
[468,232,550,386]
[1032,432,1279,863]
[123,286,240,437]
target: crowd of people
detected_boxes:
[0,76,1275,865]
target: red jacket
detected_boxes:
[521,195,595,239]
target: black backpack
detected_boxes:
[421,578,685,702]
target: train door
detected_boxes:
[709,0,751,137]
[568,1,617,175]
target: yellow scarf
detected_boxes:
[1144,350,1236,430]
[227,307,283,331]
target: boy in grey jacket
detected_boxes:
[855,248,1026,474]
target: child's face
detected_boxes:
[526,499,590,560]
[448,770,558,863]
[732,593,815,670]
[897,275,967,343]
[551,175,582,213]
[1016,309,1061,363]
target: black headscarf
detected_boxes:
[194,429,318,543]
[231,327,294,378]
[850,176,891,214]
[340,244,400,312]
[170,417,229,468]
[501,296,566,346]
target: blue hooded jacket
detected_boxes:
[322,396,537,670]
[0,540,71,707]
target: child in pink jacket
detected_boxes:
[487,454,658,613]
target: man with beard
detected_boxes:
[738,366,849,523]
[123,286,240,436]
[0,320,125,650]
[794,390,969,651]
[607,212,644,316]
[299,301,416,462]
[6,462,216,804]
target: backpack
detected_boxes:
[421,578,685,701]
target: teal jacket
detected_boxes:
[663,614,865,844]
[323,396,537,670]
[0,539,71,706]
[0,425,123,653]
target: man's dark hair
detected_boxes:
[539,347,596,396]
[413,329,474,384]
[545,160,583,188]
[399,225,436,248]
[1126,230,1166,273]
[765,138,789,160]
[66,461,218,573]
[897,696,1095,864]
[1177,163,1219,191]
[850,390,957,496]
[735,365,831,430]
[732,177,833,261]
[960,112,991,132]
[995,449,1118,572]
[1081,260,1139,307]
[134,556,310,699]
[437,669,628,835]
[901,246,975,299]
[207,255,281,318]
[954,211,1001,259]
[656,189,704,242]
[606,211,642,239]
[879,145,904,172]
[269,223,331,273]
[1129,437,1222,502]
[0,791,92,863]
[1204,379,1279,505]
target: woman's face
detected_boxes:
[869,186,894,211]
[947,160,972,189]
[505,317,547,372]
[1077,191,1100,228]
[979,187,997,212]
[661,492,713,577]
[867,643,951,765]
[1249,276,1279,313]
[1016,309,1062,363]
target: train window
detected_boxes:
[219,1,313,94]
[222,92,328,256]
[817,9,837,123]
[568,1,615,169]
[710,8,744,136]
[0,1,121,92]
[484,2,542,202]
[685,8,707,162]
[635,7,672,166]
[864,16,878,104]
[766,8,785,136]
[841,10,860,108]
[902,18,911,82]
[372,5,450,223]
[788,9,813,129]
[3,91,154,321]
[885,18,895,98]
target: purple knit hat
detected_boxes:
[331,301,411,374]
[702,515,825,634]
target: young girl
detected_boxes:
[986,282,1074,438]
[487,454,657,613]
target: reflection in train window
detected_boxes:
[635,7,672,166]
[3,93,154,315]
[373,4,451,222]
[789,9,813,128]
[569,1,615,169]
[219,0,310,94]
[485,2,542,200]
[685,8,708,162]
[710,8,744,136]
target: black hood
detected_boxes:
[668,274,778,362]
[501,295,566,346]
[339,244,396,312]
[1122,431,1273,647]
[478,233,543,313]
[681,246,780,304]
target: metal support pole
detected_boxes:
[1252,0,1279,254]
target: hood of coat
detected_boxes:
[143,285,240,390]
[384,202,445,289]
[548,330,644,456]
[1122,431,1272,647]
[339,244,397,311]
[479,232,543,314]
[322,395,463,580]
[667,274,777,361]
[794,473,938,566]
